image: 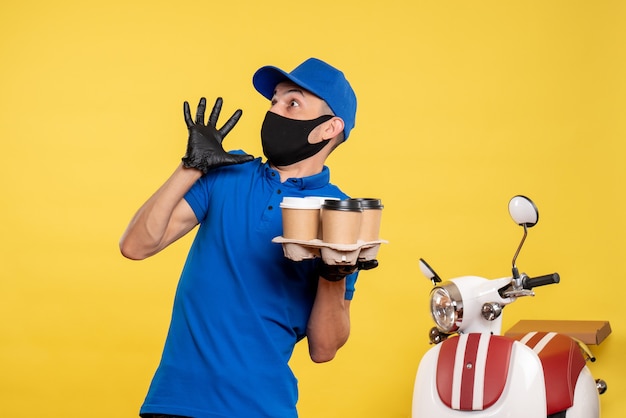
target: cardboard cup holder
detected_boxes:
[274,197,387,265]
[271,237,388,265]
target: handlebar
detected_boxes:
[522,273,560,289]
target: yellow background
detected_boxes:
[1,1,624,417]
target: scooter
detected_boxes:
[412,195,607,418]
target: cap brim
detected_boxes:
[252,66,290,100]
[253,65,321,101]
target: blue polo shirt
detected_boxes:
[140,155,357,418]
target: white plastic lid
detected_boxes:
[280,197,322,209]
[305,196,340,205]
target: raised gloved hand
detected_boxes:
[318,259,379,282]
[182,97,254,173]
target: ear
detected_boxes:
[321,117,345,140]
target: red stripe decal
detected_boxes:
[483,336,513,409]
[459,334,481,409]
[436,336,459,408]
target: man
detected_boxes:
[120,57,374,418]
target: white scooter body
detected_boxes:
[413,335,547,417]
[412,196,604,418]
[412,275,600,417]
[413,340,600,417]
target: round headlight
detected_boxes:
[429,282,462,333]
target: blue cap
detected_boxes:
[252,58,357,140]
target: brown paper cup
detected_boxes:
[321,200,363,244]
[280,197,321,241]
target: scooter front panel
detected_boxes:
[435,334,513,411]
[413,337,547,417]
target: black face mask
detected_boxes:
[261,111,333,166]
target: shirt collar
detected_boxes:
[263,162,331,190]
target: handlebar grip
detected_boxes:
[523,273,560,289]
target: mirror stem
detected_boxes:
[511,224,528,280]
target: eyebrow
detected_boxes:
[272,86,306,98]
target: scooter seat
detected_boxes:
[514,332,587,415]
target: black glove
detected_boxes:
[318,259,379,282]
[182,97,254,173]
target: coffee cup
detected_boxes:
[321,199,363,244]
[280,197,321,241]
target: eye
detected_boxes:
[289,99,300,108]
